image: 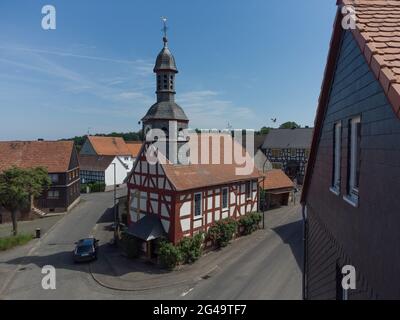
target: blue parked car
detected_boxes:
[73,238,99,263]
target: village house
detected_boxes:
[260,169,295,210]
[79,136,140,188]
[125,32,260,257]
[0,140,80,221]
[301,0,400,300]
[253,148,295,210]
[78,155,127,188]
[261,128,313,183]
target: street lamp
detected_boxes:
[261,158,270,230]
[112,162,118,244]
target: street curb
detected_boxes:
[88,262,219,292]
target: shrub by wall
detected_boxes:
[158,240,183,270]
[238,212,262,235]
[178,233,204,264]
[207,218,238,248]
[89,182,106,193]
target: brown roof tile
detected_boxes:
[87,136,130,156]
[125,142,143,158]
[341,0,400,115]
[161,133,261,191]
[260,169,294,191]
[0,141,74,173]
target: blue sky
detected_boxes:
[0,0,337,140]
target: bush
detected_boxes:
[120,233,139,259]
[178,233,204,264]
[207,218,238,248]
[80,184,88,194]
[0,234,34,251]
[158,240,182,270]
[239,212,262,235]
[88,182,106,193]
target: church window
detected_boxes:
[222,188,228,209]
[194,193,202,217]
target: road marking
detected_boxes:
[181,287,194,297]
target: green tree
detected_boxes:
[0,167,50,235]
[279,121,301,129]
[259,126,271,135]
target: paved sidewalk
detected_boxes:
[0,215,64,238]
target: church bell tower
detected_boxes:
[141,17,189,164]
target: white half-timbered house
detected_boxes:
[127,135,260,246]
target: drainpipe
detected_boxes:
[301,203,307,300]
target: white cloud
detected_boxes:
[176,90,257,129]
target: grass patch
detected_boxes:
[0,234,34,251]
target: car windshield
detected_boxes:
[76,245,93,254]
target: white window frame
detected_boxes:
[48,190,59,199]
[193,192,202,219]
[330,121,342,195]
[343,116,361,207]
[222,187,229,210]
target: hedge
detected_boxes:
[81,182,106,193]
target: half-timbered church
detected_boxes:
[126,26,260,255]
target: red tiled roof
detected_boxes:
[260,169,294,191]
[0,141,74,173]
[340,0,400,116]
[125,142,143,158]
[87,136,131,156]
[302,0,400,203]
[161,133,261,191]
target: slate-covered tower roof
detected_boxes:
[142,22,189,124]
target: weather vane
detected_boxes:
[161,16,168,40]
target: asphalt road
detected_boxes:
[183,204,303,300]
[0,189,127,300]
[0,189,303,300]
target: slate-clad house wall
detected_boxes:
[302,0,400,300]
